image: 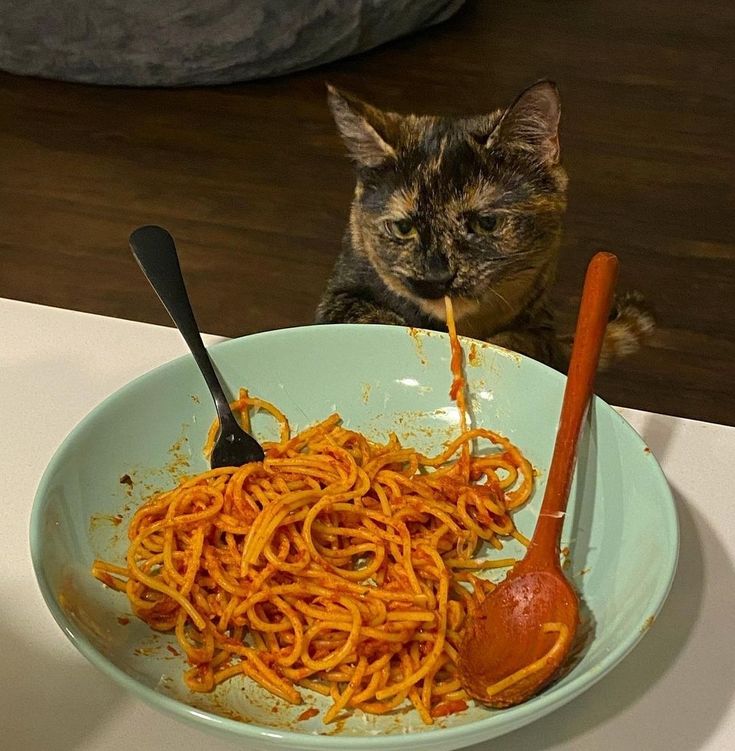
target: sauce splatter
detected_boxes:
[430,699,468,718]
[134,646,159,657]
[468,342,480,366]
[297,707,319,722]
[361,383,372,404]
[164,428,193,477]
[166,645,180,656]
[90,513,125,529]
[407,328,428,366]
[117,616,130,626]
[119,473,133,487]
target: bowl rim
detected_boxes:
[29,323,680,748]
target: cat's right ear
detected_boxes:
[327,85,399,168]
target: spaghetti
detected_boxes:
[92,298,534,724]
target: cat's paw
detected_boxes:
[600,290,656,366]
[352,310,406,326]
[315,294,406,326]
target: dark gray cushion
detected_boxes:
[0,0,465,86]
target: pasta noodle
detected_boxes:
[483,623,571,700]
[92,299,534,724]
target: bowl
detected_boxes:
[30,324,678,751]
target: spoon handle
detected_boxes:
[128,225,234,426]
[527,251,619,565]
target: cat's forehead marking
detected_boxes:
[370,114,564,220]
[386,185,419,218]
[414,133,485,196]
[425,134,449,175]
[403,133,492,217]
[451,180,504,213]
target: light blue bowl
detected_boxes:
[30,325,678,750]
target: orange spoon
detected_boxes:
[458,251,619,708]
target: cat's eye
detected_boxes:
[468,214,499,235]
[387,218,417,240]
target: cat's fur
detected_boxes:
[316,81,654,369]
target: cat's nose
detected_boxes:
[403,271,454,299]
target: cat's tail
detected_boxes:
[559,291,656,369]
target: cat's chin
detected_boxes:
[415,296,480,323]
[379,268,478,323]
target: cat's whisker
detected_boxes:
[488,287,513,310]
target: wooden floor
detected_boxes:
[1,0,733,425]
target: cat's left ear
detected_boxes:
[488,80,561,164]
[327,85,400,168]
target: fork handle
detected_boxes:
[128,225,235,428]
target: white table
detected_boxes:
[2,297,734,751]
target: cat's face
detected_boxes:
[329,82,568,318]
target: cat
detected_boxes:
[315,80,654,370]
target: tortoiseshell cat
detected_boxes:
[316,81,653,370]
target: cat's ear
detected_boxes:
[327,85,400,168]
[488,80,561,164]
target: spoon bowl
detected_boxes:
[459,566,578,707]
